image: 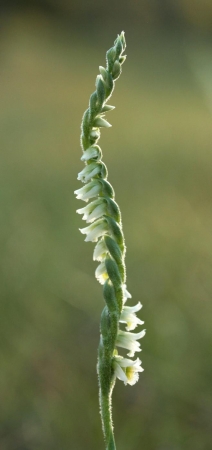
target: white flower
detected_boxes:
[120,302,144,331]
[95,261,108,284]
[79,219,108,242]
[116,329,146,357]
[81,146,101,162]
[93,238,108,261]
[74,181,101,202]
[77,199,107,223]
[113,356,144,386]
[77,162,101,183]
[90,129,100,140]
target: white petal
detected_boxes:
[77,199,106,222]
[86,203,107,223]
[93,239,108,261]
[125,302,142,313]
[120,303,144,331]
[74,182,101,202]
[113,361,128,384]
[80,220,108,242]
[133,330,146,340]
[95,261,108,284]
[76,203,92,220]
[116,329,146,357]
[122,284,132,303]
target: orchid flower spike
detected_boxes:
[75,32,145,450]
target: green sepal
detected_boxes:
[115,39,123,59]
[106,47,116,72]
[81,108,91,149]
[99,179,115,199]
[104,236,125,282]
[105,198,121,223]
[104,235,122,262]
[91,161,107,179]
[105,258,121,290]
[99,66,113,93]
[96,75,106,106]
[100,305,110,338]
[99,162,108,179]
[103,279,119,314]
[89,91,102,118]
[106,216,124,248]
[112,61,121,80]
[105,258,123,311]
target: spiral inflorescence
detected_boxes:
[75,32,145,450]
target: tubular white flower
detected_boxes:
[120,302,144,331]
[79,219,108,242]
[81,146,101,162]
[77,162,101,183]
[93,238,109,261]
[74,180,101,202]
[86,202,107,222]
[90,129,100,140]
[77,199,107,223]
[95,261,109,284]
[116,329,146,357]
[113,356,144,386]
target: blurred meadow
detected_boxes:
[1,1,212,449]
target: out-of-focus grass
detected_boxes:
[1,11,212,450]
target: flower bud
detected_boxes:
[81,146,102,162]
[90,129,100,140]
[112,61,121,80]
[94,117,112,128]
[101,105,115,112]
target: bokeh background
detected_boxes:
[1,1,212,449]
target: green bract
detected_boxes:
[75,32,145,450]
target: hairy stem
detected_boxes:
[99,389,116,450]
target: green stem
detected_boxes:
[99,387,116,450]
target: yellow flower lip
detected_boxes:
[113,356,144,386]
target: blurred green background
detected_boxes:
[1,1,212,449]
